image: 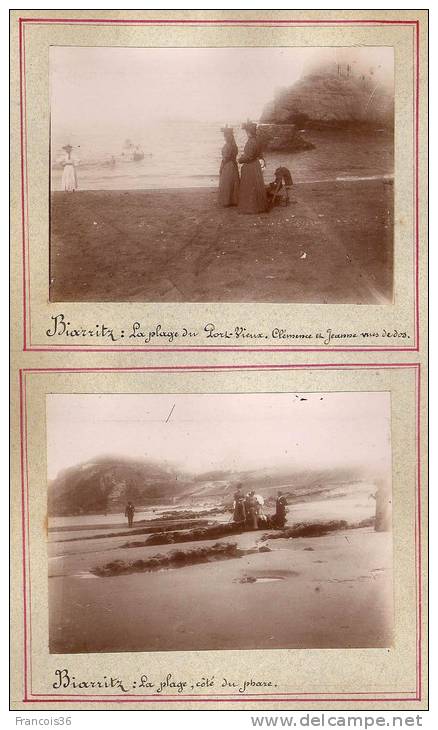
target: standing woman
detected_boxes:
[60,144,79,192]
[238,121,267,214]
[218,125,240,207]
[233,486,246,525]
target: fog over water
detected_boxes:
[50,46,394,132]
[50,46,394,191]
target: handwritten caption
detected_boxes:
[52,669,277,695]
[45,314,411,346]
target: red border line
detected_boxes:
[19,18,420,26]
[416,364,422,700]
[26,347,418,354]
[18,363,422,704]
[29,691,416,698]
[18,19,28,350]
[18,17,421,354]
[23,21,32,354]
[415,20,421,350]
[22,372,34,696]
[25,698,418,705]
[21,362,417,372]
[19,371,29,700]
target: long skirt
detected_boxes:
[62,164,78,192]
[233,501,246,524]
[246,507,258,530]
[218,161,239,206]
[238,160,267,214]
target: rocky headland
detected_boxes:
[258,66,394,151]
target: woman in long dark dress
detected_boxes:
[218,126,240,206]
[233,487,246,524]
[238,121,267,214]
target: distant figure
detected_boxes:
[255,495,267,528]
[124,501,135,528]
[238,121,267,214]
[218,125,240,207]
[372,482,391,532]
[245,490,259,530]
[275,491,288,528]
[233,486,246,524]
[60,144,79,192]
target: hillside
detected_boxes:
[48,456,370,516]
[48,457,189,515]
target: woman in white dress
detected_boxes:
[60,144,79,192]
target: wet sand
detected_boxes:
[49,528,392,653]
[49,493,393,653]
[50,180,393,303]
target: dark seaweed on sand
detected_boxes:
[122,522,240,548]
[120,516,376,550]
[261,517,374,541]
[93,541,239,577]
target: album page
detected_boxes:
[10,9,428,711]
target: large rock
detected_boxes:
[261,72,394,129]
[48,456,187,515]
[257,123,314,152]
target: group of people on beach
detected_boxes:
[218,121,269,214]
[123,490,288,531]
[233,487,288,530]
[59,120,290,211]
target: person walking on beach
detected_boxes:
[233,486,246,525]
[218,126,240,207]
[124,501,135,528]
[275,491,288,528]
[60,144,79,192]
[238,121,267,214]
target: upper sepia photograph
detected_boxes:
[49,46,394,304]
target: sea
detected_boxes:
[51,120,394,192]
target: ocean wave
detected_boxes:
[335,173,394,182]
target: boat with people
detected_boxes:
[121,138,145,162]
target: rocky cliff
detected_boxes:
[48,456,367,515]
[260,71,394,130]
[48,457,187,515]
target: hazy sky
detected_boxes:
[50,46,394,135]
[46,392,391,480]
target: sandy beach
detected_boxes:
[48,494,393,654]
[50,179,393,304]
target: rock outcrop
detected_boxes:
[261,72,394,130]
[49,456,366,516]
[48,457,186,515]
[256,123,314,152]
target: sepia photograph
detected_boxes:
[49,46,394,305]
[47,391,393,654]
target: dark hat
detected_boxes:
[62,144,73,153]
[242,119,257,135]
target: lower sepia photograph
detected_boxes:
[47,391,393,654]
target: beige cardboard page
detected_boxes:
[10,9,428,711]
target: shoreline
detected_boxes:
[50,174,394,194]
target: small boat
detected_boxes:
[121,139,145,162]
